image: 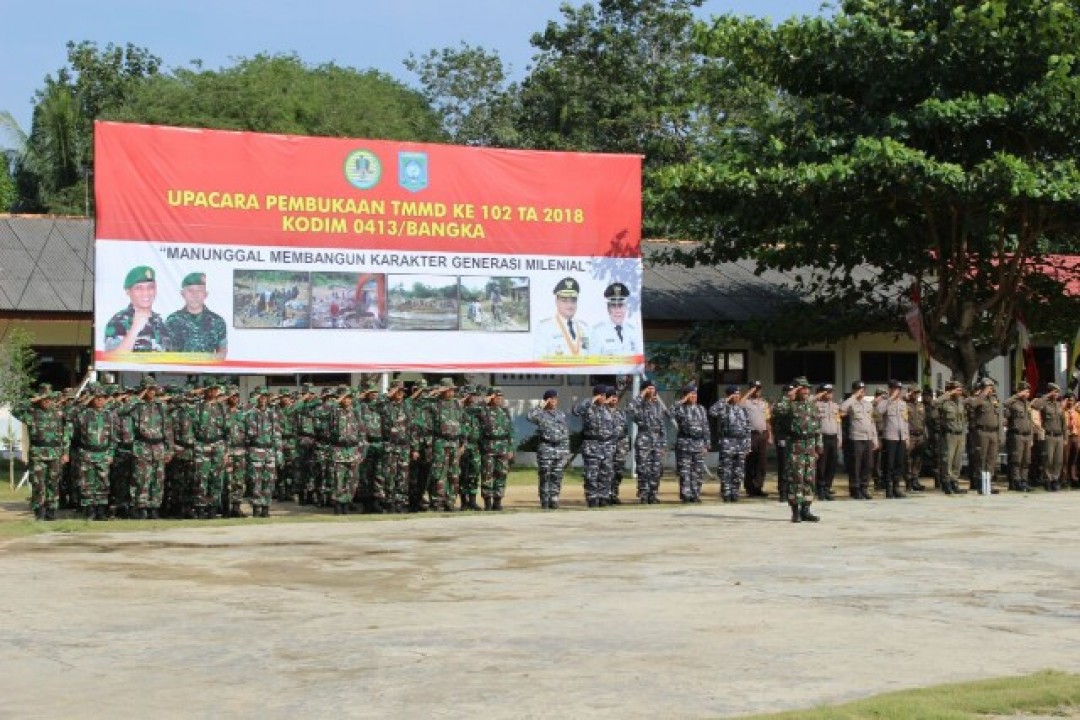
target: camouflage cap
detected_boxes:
[1047,382,1061,393]
[139,376,158,389]
[124,265,156,289]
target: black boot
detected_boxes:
[149,508,160,520]
[609,495,621,505]
[951,481,967,494]
[34,506,46,521]
[942,482,954,495]
[83,505,94,520]
[790,503,801,523]
[44,507,56,521]
[549,499,559,510]
[588,498,600,508]
[492,497,503,511]
[540,498,549,509]
[911,479,926,491]
[800,505,821,522]
[892,482,906,498]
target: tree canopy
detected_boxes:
[652,0,1080,381]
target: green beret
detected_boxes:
[124,266,156,289]
[182,272,208,288]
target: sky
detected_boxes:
[0,0,825,141]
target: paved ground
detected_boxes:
[2,484,1079,719]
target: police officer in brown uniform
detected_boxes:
[875,380,910,499]
[840,380,878,499]
[966,378,1002,494]
[814,383,841,500]
[1033,383,1066,491]
[1004,382,1035,492]
[742,381,771,497]
[937,381,968,494]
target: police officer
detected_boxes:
[1033,383,1066,491]
[876,380,911,499]
[814,383,841,501]
[527,389,570,509]
[936,380,968,495]
[966,378,1003,494]
[840,381,878,499]
[741,381,770,497]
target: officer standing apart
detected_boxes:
[1033,383,1066,491]
[527,389,570,509]
[628,380,669,504]
[841,381,878,499]
[814,383,841,501]
[14,385,70,521]
[936,380,969,495]
[669,383,709,503]
[573,384,616,507]
[710,384,752,502]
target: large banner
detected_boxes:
[93,122,643,374]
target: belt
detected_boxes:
[1010,432,1031,436]
[540,439,566,445]
[910,432,924,436]
[249,444,275,449]
[977,426,999,432]
[949,431,964,435]
[82,445,110,452]
[33,443,60,448]
[366,436,383,442]
[1046,433,1063,437]
[437,435,460,441]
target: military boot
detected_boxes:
[149,508,161,520]
[44,507,56,521]
[540,498,549,509]
[34,506,46,521]
[800,505,821,522]
[891,482,906,498]
[83,505,94,520]
[790,503,801,523]
[549,498,559,510]
[951,481,967,494]
[492,497,503,511]
[483,496,492,511]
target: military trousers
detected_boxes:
[1043,435,1064,485]
[247,447,277,507]
[580,439,613,503]
[674,437,706,501]
[536,442,567,503]
[131,441,167,509]
[1006,432,1032,484]
[941,433,965,486]
[76,450,112,507]
[634,434,665,499]
[785,437,816,506]
[29,451,63,512]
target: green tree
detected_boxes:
[0,148,15,212]
[0,327,39,409]
[517,0,710,166]
[653,0,1080,382]
[110,54,445,142]
[404,42,520,146]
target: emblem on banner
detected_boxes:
[398,152,429,193]
[343,149,382,190]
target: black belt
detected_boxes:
[1010,432,1031,436]
[250,444,275,449]
[977,426,999,432]
[948,431,965,435]
[1046,433,1063,437]
[910,432,924,436]
[82,445,110,451]
[33,444,60,448]
[436,435,460,441]
[136,438,164,444]
[540,439,566,445]
[366,436,383,442]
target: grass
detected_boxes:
[740,670,1080,720]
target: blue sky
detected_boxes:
[1,0,824,140]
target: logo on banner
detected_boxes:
[343,150,382,190]
[398,152,429,192]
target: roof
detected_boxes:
[0,216,94,313]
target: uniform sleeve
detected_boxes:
[526,406,542,424]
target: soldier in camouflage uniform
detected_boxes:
[107,388,135,518]
[71,384,117,520]
[222,387,248,516]
[669,383,709,503]
[324,388,364,515]
[165,272,228,357]
[13,384,71,521]
[406,380,434,511]
[167,389,196,518]
[191,384,228,519]
[380,382,413,513]
[312,388,338,506]
[245,387,284,517]
[527,389,570,509]
[459,387,485,510]
[607,389,630,504]
[783,377,822,523]
[274,391,297,502]
[59,390,82,509]
[357,382,387,513]
[122,377,174,519]
[574,384,617,507]
[103,266,169,353]
[905,387,928,493]
[710,384,752,502]
[480,387,514,510]
[293,385,318,505]
[772,383,797,501]
[628,380,669,504]
[428,379,465,512]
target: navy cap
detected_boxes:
[543,389,558,400]
[725,384,740,396]
[604,386,618,398]
[682,383,697,395]
[592,384,606,396]
[640,380,654,390]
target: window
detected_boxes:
[701,350,749,386]
[773,351,835,385]
[491,373,564,387]
[859,352,918,384]
[266,373,350,387]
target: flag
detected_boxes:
[1071,325,1080,391]
[1015,315,1039,390]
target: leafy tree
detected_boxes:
[109,54,445,142]
[404,42,520,146]
[517,0,710,167]
[653,0,1080,382]
[0,146,15,212]
[0,327,40,409]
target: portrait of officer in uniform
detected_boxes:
[591,282,640,356]
[534,277,590,358]
[103,265,169,353]
[166,272,228,358]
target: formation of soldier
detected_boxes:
[14,378,515,521]
[15,374,1080,524]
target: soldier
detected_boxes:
[59,389,82,509]
[406,380,433,512]
[165,272,228,357]
[103,265,169,353]
[574,384,617,507]
[710,384,752,502]
[246,387,284,517]
[628,380,669,504]
[480,387,514,510]
[459,387,485,511]
[669,383,709,503]
[875,380,911,499]
[527,389,570,509]
[123,377,174,519]
[905,387,928,493]
[191,384,228,519]
[428,379,465,512]
[380,381,413,513]
[966,378,1003,494]
[221,386,248,516]
[356,381,387,513]
[274,390,297,502]
[742,380,771,498]
[167,388,196,518]
[785,377,822,523]
[814,383,841,501]
[1033,383,1066,491]
[922,386,941,489]
[936,380,969,495]
[107,387,135,518]
[13,384,70,521]
[840,380,878,499]
[1003,382,1034,492]
[772,383,798,501]
[606,387,628,504]
[70,384,117,520]
[325,387,363,515]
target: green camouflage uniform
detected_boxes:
[245,396,283,513]
[406,393,434,510]
[165,307,227,353]
[459,398,484,507]
[191,395,227,514]
[428,392,465,511]
[168,396,196,516]
[102,305,169,351]
[122,395,174,512]
[786,398,822,508]
[71,402,117,513]
[380,395,412,512]
[224,401,248,511]
[13,397,71,517]
[480,402,514,502]
[357,394,385,511]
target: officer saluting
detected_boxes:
[534,277,590,357]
